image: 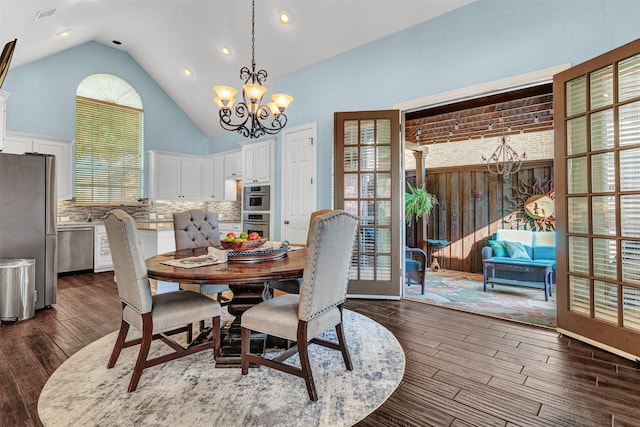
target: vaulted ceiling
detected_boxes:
[0,0,475,137]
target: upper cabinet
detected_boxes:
[242,139,273,185]
[202,154,225,200]
[148,151,202,200]
[3,131,74,200]
[224,149,242,179]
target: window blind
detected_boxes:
[75,96,143,205]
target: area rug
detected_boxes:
[405,271,557,329]
[38,310,404,427]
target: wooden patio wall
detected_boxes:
[420,160,554,273]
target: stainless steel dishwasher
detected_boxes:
[57,226,94,273]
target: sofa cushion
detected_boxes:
[494,229,534,247]
[489,240,508,257]
[534,245,556,260]
[405,258,422,271]
[505,241,531,259]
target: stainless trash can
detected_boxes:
[0,259,36,323]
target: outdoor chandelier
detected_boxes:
[481,133,527,182]
[213,0,293,139]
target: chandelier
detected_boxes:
[213,0,293,139]
[481,130,527,182]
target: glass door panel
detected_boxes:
[618,53,640,102]
[555,38,640,358]
[334,110,401,298]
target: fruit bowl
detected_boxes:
[221,238,267,251]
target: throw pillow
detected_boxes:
[489,240,508,257]
[505,241,531,259]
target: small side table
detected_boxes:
[425,239,450,272]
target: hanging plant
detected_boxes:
[405,182,438,224]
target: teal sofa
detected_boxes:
[481,230,556,300]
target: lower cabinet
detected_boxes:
[219,222,242,240]
[138,228,178,293]
[94,224,114,272]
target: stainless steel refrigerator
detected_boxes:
[0,152,57,309]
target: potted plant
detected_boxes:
[405,182,438,223]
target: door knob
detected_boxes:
[284,220,290,224]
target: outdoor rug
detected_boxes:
[38,310,404,427]
[405,270,556,329]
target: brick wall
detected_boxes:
[405,130,554,171]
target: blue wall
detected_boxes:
[4,1,640,232]
[225,0,640,237]
[2,41,211,196]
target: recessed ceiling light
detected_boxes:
[183,68,193,77]
[221,46,232,57]
[57,29,71,38]
[279,10,290,25]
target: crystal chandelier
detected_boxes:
[481,131,527,182]
[213,0,293,139]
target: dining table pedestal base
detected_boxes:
[215,282,276,367]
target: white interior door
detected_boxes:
[281,123,317,244]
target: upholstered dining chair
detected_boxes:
[104,209,221,392]
[268,208,333,294]
[173,209,231,303]
[241,210,359,401]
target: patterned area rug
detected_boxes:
[38,310,404,427]
[405,270,557,329]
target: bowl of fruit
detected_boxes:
[221,232,266,251]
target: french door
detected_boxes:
[334,110,402,298]
[554,38,640,358]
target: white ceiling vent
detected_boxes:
[34,8,57,22]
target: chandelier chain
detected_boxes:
[251,0,256,74]
[213,0,293,139]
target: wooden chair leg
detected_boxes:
[297,339,317,401]
[212,316,221,358]
[297,321,317,401]
[187,322,193,343]
[107,317,129,369]
[128,313,153,393]
[241,326,251,375]
[335,321,353,371]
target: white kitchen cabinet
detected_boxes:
[224,149,242,179]
[242,139,273,184]
[3,131,74,200]
[139,228,176,259]
[148,151,202,200]
[218,222,241,240]
[93,224,114,272]
[138,227,178,293]
[201,154,225,200]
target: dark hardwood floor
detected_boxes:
[2,272,640,426]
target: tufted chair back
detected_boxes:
[173,209,221,250]
[104,209,153,315]
[297,210,359,322]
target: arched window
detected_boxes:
[75,74,143,205]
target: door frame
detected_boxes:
[393,64,570,298]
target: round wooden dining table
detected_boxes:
[146,247,307,365]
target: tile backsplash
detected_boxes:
[57,200,241,223]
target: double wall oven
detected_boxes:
[242,185,271,239]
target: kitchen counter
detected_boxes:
[136,222,173,230]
